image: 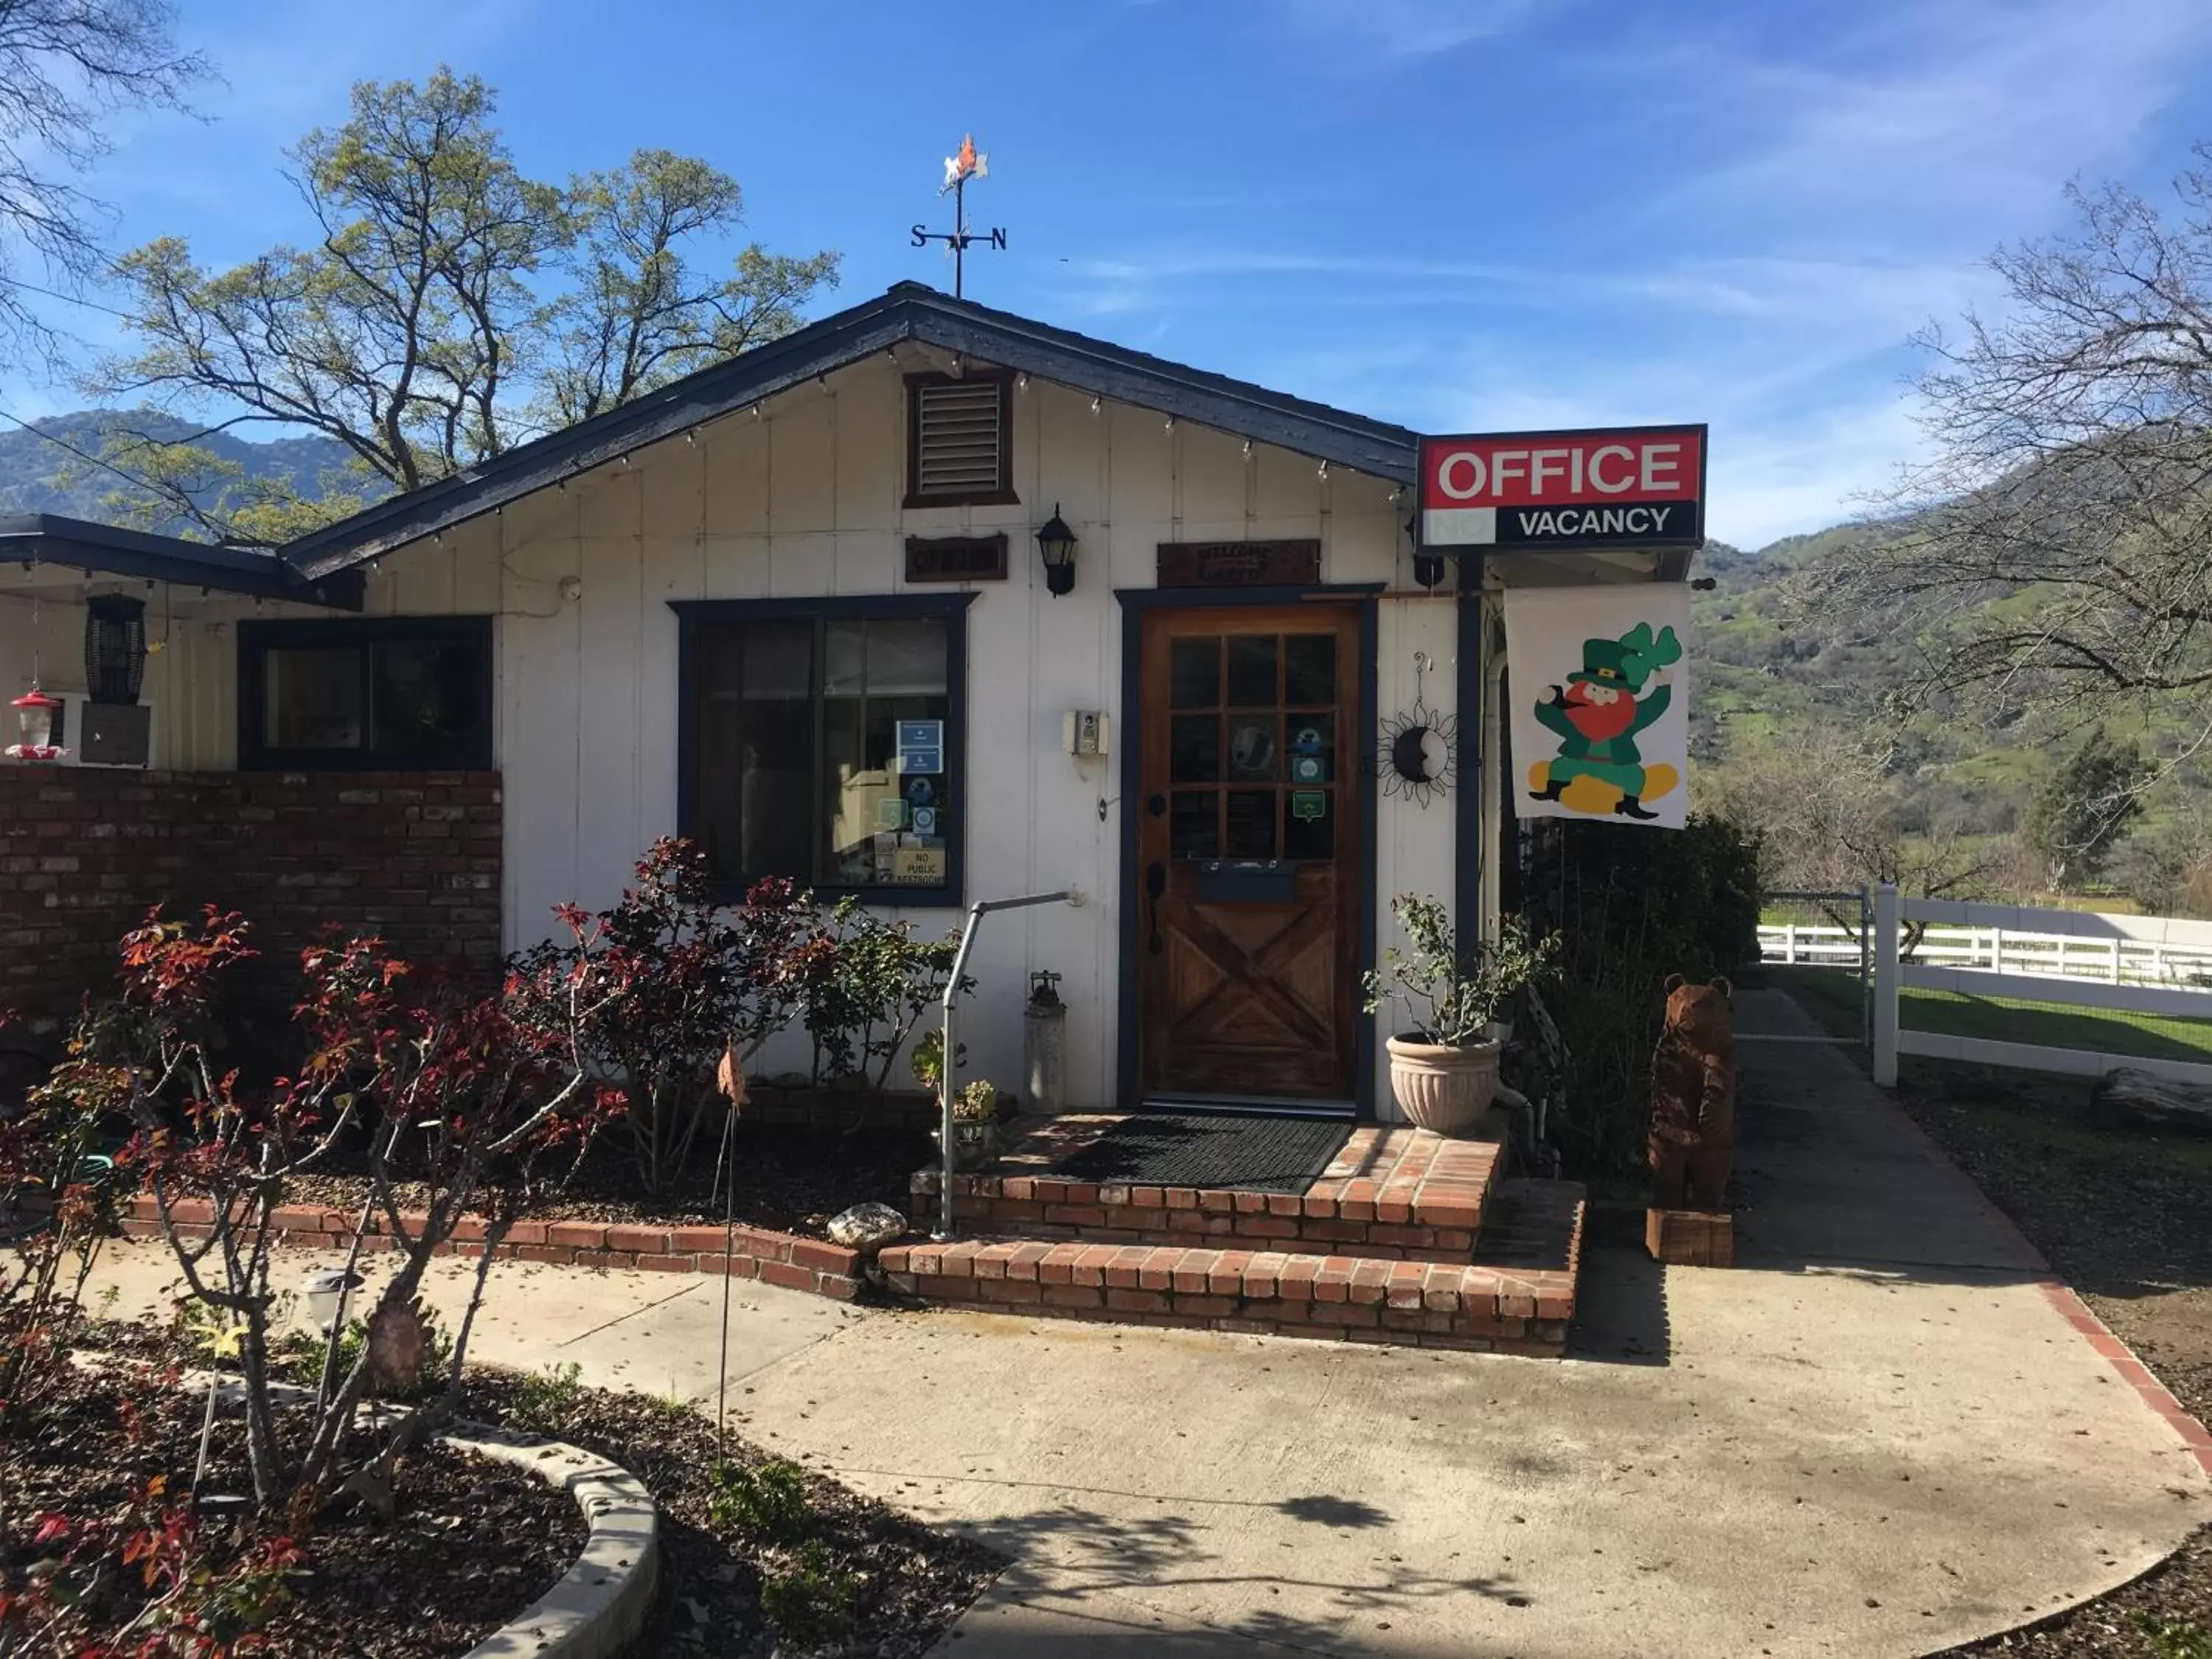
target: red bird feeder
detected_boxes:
[7,687,65,762]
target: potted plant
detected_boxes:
[937,1079,1004,1172]
[1363,897,1553,1135]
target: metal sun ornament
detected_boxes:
[1377,651,1457,807]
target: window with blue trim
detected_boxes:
[239,616,493,771]
[675,595,970,904]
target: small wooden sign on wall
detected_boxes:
[905,533,1009,583]
[1157,539,1322,588]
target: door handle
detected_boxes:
[1145,860,1166,953]
[1146,793,1166,818]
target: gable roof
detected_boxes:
[280,282,1422,581]
[0,514,362,609]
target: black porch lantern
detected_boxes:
[1408,508,1448,590]
[85,594,147,706]
[1034,504,1077,597]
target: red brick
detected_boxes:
[1130,1186,1165,1209]
[605,1224,670,1254]
[1174,1294,1237,1318]
[1265,1192,1304,1217]
[1006,1242,1054,1281]
[1039,1244,1084,1284]
[759,1260,814,1292]
[547,1221,608,1250]
[815,1273,860,1301]
[970,1248,1009,1281]
[1107,1287,1169,1313]
[1042,1284,1105,1310]
[981,1277,1042,1304]
[516,1245,575,1265]
[635,1253,696,1273]
[1043,1205,1108,1228]
[1171,1251,1217,1293]
[672,1225,731,1253]
[1071,1245,1119,1287]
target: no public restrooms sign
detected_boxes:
[1417,425,1707,551]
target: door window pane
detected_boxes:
[1225,714,1279,782]
[1169,790,1217,858]
[1224,790,1277,858]
[1284,792,1335,860]
[1284,714,1335,786]
[1170,639,1219,709]
[1226,636,1278,706]
[1170,715,1220,783]
[1285,635,1336,706]
[264,647,362,749]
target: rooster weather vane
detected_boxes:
[911,133,1004,299]
[1377,652,1458,807]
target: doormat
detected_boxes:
[1049,1114,1350,1195]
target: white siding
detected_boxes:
[11,355,1463,1116]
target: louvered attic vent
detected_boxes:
[906,374,1015,506]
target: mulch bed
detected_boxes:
[9,1319,1001,1656]
[4,1338,584,1657]
[284,1120,934,1241]
[460,1368,1001,1657]
[1877,1052,2212,1658]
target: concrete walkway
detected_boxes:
[82,989,2210,1658]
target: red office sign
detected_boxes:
[1419,425,1706,549]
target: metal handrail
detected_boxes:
[936,888,1084,1239]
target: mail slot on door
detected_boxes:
[1193,860,1297,905]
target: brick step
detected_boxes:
[880,1177,1585,1355]
[912,1118,1508,1265]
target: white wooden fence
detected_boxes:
[1763,917,2212,987]
[1870,888,2212,1087]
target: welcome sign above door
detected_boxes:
[1418,426,1706,550]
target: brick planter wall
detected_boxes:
[116,1195,864,1301]
[0,768,501,1045]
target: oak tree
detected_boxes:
[91,69,837,542]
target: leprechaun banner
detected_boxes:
[1503,582,1691,830]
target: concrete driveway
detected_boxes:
[81,991,2210,1658]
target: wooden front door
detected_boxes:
[1136,605,1363,1105]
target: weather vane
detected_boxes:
[911,133,1004,299]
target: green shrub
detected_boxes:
[2138,1614,2212,1659]
[271,1309,453,1401]
[503,1360,586,1436]
[709,1455,815,1545]
[758,1540,857,1644]
[1519,814,1763,1179]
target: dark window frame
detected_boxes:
[237,615,494,772]
[672,593,975,908]
[903,370,1020,509]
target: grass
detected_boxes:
[1771,964,2212,1063]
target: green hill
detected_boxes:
[0,410,370,535]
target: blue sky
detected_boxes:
[9,0,2212,546]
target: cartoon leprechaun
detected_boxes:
[1528,621,1683,820]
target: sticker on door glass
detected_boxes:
[1289,723,1329,783]
[1290,790,1328,821]
[876,797,908,830]
[1227,717,1276,780]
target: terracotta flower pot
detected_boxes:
[1385,1034,1501,1136]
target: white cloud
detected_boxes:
[1274,0,1544,60]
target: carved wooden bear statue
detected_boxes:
[1649,974,1736,1211]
